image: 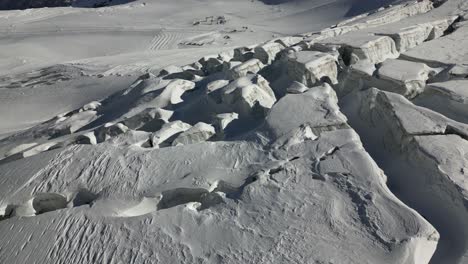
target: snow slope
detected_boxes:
[1,0,468,263]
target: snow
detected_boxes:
[1,0,468,263]
[286,51,338,86]
[414,80,468,124]
[226,58,265,80]
[376,59,438,97]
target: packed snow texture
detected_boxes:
[1,0,468,263]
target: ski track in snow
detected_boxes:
[148,30,182,50]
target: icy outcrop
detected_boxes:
[273,36,302,48]
[148,79,196,106]
[220,74,276,117]
[151,121,192,147]
[158,65,204,81]
[218,50,234,63]
[95,123,129,143]
[286,51,338,86]
[158,65,184,77]
[163,70,202,82]
[107,130,152,147]
[81,101,101,112]
[414,80,468,123]
[226,58,265,80]
[338,59,437,98]
[341,60,376,91]
[75,132,97,145]
[376,24,433,52]
[207,80,229,93]
[361,1,434,27]
[122,108,173,132]
[427,16,459,40]
[286,81,309,94]
[254,42,285,64]
[115,78,195,116]
[263,83,346,137]
[233,46,255,62]
[198,56,224,75]
[183,61,204,73]
[376,59,438,98]
[51,110,98,136]
[319,34,399,65]
[375,17,458,52]
[213,112,239,131]
[172,122,216,146]
[449,64,468,79]
[0,75,199,160]
[3,143,39,158]
[221,60,242,72]
[358,89,468,147]
[0,141,59,163]
[402,22,468,66]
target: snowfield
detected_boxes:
[0,0,467,263]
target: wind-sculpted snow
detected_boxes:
[1,0,468,263]
[0,84,438,263]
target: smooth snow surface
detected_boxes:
[1,0,468,263]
